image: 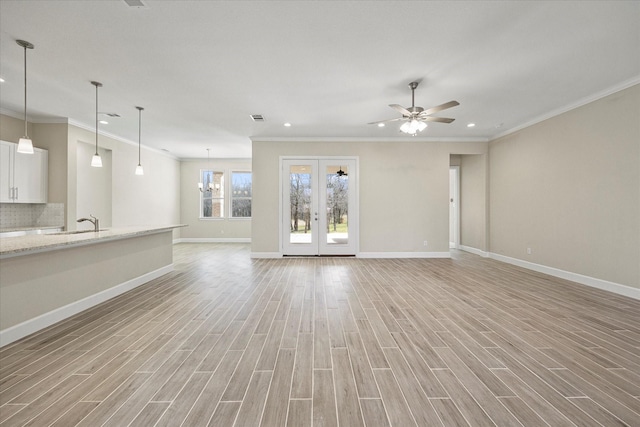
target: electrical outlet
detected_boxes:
[526,247,532,255]
[423,240,428,247]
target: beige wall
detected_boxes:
[251,140,488,254]
[31,122,68,204]
[489,84,640,288]
[179,158,252,239]
[460,154,488,252]
[66,124,181,235]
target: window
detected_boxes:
[231,171,252,218]
[201,170,224,218]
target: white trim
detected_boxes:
[489,253,639,300]
[253,136,488,143]
[250,252,283,258]
[67,119,178,159]
[175,237,250,243]
[459,245,489,258]
[0,264,173,347]
[492,76,640,141]
[357,252,451,259]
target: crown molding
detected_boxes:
[0,108,69,123]
[491,75,640,141]
[67,119,178,159]
[250,136,489,143]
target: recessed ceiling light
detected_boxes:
[99,120,109,125]
[377,123,385,127]
[467,123,476,128]
[0,77,5,83]
[284,122,292,127]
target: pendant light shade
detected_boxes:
[16,40,35,154]
[91,81,103,167]
[135,106,144,175]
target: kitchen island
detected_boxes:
[0,225,185,346]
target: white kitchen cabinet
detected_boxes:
[0,140,48,203]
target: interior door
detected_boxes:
[282,158,357,256]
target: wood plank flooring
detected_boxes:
[1,243,639,426]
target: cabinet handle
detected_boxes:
[15,187,18,200]
[10,187,15,200]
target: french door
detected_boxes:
[282,158,357,256]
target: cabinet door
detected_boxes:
[13,147,48,203]
[0,141,14,202]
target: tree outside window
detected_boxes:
[201,170,224,218]
[231,171,252,218]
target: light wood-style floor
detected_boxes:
[1,243,639,426]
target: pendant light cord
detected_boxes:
[95,83,99,155]
[23,43,28,137]
[138,107,142,165]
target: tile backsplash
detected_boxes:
[0,203,65,229]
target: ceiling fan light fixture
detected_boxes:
[400,118,427,135]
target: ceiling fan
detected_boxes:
[336,166,348,177]
[369,81,459,135]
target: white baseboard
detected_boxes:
[175,238,251,243]
[0,264,174,348]
[357,252,451,259]
[250,252,283,258]
[459,245,490,258]
[489,253,639,300]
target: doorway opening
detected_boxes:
[449,166,460,249]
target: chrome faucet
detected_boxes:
[77,214,100,232]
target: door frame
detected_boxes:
[449,165,460,250]
[279,156,359,256]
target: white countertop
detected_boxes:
[0,225,185,259]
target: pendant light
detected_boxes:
[198,149,214,192]
[16,40,35,154]
[90,81,103,167]
[135,106,144,175]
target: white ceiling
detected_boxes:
[1,1,638,159]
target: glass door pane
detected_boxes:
[289,164,313,244]
[325,165,349,245]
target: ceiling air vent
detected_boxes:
[124,0,146,8]
[250,114,265,122]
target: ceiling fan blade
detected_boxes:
[421,100,459,116]
[368,117,407,125]
[421,116,455,123]
[389,104,412,116]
